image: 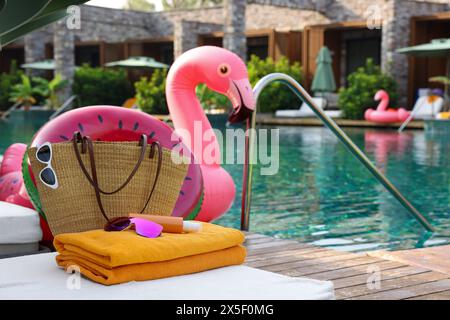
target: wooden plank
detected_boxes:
[245,246,329,263]
[338,272,450,300]
[247,249,349,269]
[406,289,450,300]
[244,239,298,250]
[307,260,407,281]
[348,279,450,300]
[333,266,430,289]
[243,232,267,239]
[368,245,450,275]
[279,256,384,277]
[244,236,278,245]
[246,242,313,257]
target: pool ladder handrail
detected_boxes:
[0,101,20,120]
[241,73,434,232]
[49,95,80,120]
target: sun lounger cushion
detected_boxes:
[0,202,42,244]
[0,252,335,300]
[275,97,342,118]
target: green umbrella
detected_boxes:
[397,39,450,107]
[0,0,89,47]
[397,38,450,78]
[21,59,55,70]
[311,46,336,95]
[105,56,169,69]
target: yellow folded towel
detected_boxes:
[54,222,246,285]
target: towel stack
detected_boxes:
[54,222,246,285]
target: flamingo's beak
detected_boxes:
[226,78,256,123]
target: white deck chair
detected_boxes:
[275,97,342,118]
[410,95,444,120]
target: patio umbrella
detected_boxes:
[311,46,336,95]
[397,38,450,108]
[0,0,89,47]
[104,56,169,69]
[21,59,55,70]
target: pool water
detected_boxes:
[0,110,52,153]
[218,125,450,252]
[1,115,449,251]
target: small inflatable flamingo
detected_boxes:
[364,90,410,123]
[166,46,256,221]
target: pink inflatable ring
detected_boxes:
[26,106,203,220]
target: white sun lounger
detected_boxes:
[0,202,42,258]
[275,97,342,118]
[410,95,444,120]
[0,252,335,300]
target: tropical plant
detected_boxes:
[338,59,399,119]
[247,55,303,113]
[34,74,68,110]
[162,0,222,9]
[123,0,155,11]
[9,75,47,110]
[73,65,133,106]
[0,60,23,111]
[135,69,168,114]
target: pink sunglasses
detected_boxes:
[104,217,163,238]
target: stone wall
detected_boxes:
[53,20,75,100]
[223,0,247,59]
[173,20,222,58]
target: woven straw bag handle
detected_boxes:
[72,132,162,222]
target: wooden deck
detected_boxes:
[255,114,425,129]
[243,233,450,300]
[154,114,425,129]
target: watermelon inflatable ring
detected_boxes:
[24,106,204,231]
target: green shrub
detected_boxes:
[338,59,399,120]
[73,65,133,106]
[247,55,302,113]
[135,69,168,114]
[0,60,23,111]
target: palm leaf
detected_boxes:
[429,76,450,86]
[0,0,88,46]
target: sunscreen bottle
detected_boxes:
[129,214,202,233]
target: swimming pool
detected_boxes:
[218,125,450,252]
[1,115,449,251]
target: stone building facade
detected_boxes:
[3,0,450,105]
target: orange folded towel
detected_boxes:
[54,223,246,285]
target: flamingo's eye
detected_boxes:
[218,63,231,77]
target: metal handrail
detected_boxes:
[0,101,20,120]
[241,73,434,232]
[49,95,79,120]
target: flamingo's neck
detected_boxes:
[378,95,389,111]
[166,70,221,166]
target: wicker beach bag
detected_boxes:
[28,132,189,235]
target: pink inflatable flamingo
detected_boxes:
[4,46,255,240]
[166,46,255,221]
[364,90,410,123]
